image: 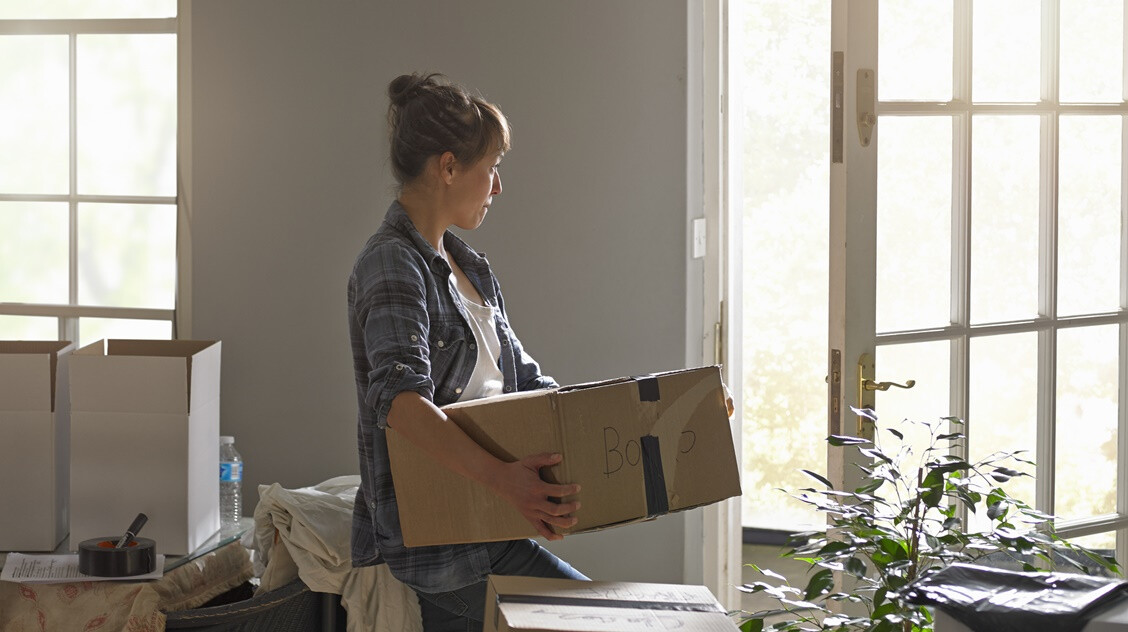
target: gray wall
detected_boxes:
[189,0,695,582]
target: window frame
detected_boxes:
[0,15,180,345]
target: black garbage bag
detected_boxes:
[900,563,1128,632]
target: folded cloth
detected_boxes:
[253,475,421,632]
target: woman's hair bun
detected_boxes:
[388,72,441,107]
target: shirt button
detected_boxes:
[469,343,476,350]
[504,385,513,392]
[501,339,508,346]
[455,387,463,394]
[410,334,418,342]
[437,340,445,348]
[395,364,404,371]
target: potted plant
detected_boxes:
[736,407,1120,632]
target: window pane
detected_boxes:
[0,316,58,340]
[1060,0,1123,103]
[874,343,951,502]
[0,35,68,195]
[77,34,176,197]
[973,1,1040,102]
[1056,325,1118,520]
[0,1,175,19]
[874,341,951,457]
[0,202,69,304]
[971,116,1040,323]
[877,117,951,332]
[878,1,952,101]
[78,318,171,349]
[967,333,1037,533]
[78,203,176,309]
[1070,531,1116,554]
[737,0,829,530]
[1058,116,1121,316]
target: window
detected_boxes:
[0,2,178,348]
[733,0,1128,563]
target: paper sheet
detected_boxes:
[0,553,165,584]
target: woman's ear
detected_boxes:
[438,151,458,185]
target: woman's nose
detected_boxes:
[493,172,502,195]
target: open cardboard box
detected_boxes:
[484,575,739,631]
[69,339,221,555]
[0,341,73,551]
[389,365,741,546]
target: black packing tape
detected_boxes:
[78,537,156,577]
[498,593,724,614]
[633,375,660,402]
[641,435,669,518]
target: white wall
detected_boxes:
[189,0,698,583]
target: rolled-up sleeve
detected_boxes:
[353,244,435,428]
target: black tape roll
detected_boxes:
[78,537,156,577]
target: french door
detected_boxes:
[830,0,1128,565]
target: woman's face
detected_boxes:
[448,151,503,231]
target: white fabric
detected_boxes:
[450,276,505,401]
[253,476,422,632]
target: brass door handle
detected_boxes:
[862,378,916,392]
[856,353,916,433]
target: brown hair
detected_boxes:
[386,72,510,187]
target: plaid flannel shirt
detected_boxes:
[348,200,557,593]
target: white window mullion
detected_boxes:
[65,31,79,345]
[1117,0,1128,576]
[1035,0,1060,517]
[949,0,973,500]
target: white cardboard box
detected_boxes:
[0,341,73,552]
[69,339,221,555]
[484,575,740,631]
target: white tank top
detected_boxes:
[449,277,505,401]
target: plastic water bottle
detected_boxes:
[219,436,243,528]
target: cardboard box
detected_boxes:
[0,341,73,551]
[388,365,740,546]
[484,575,740,632]
[69,339,221,555]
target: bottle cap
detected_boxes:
[220,436,234,444]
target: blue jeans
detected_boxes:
[413,539,588,632]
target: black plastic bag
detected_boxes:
[900,563,1128,632]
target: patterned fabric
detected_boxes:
[0,541,252,632]
[348,201,557,593]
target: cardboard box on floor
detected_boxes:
[69,339,221,555]
[0,341,73,552]
[484,575,740,632]
[388,365,740,547]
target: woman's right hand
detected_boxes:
[487,452,581,541]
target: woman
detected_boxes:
[348,72,588,631]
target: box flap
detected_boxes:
[70,340,221,414]
[488,576,734,632]
[646,367,741,512]
[0,341,73,412]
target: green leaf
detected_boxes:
[739,619,763,632]
[987,500,1007,521]
[800,469,834,489]
[846,556,867,578]
[828,434,870,447]
[887,428,904,440]
[936,432,966,441]
[921,469,945,507]
[860,447,894,464]
[804,568,835,601]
